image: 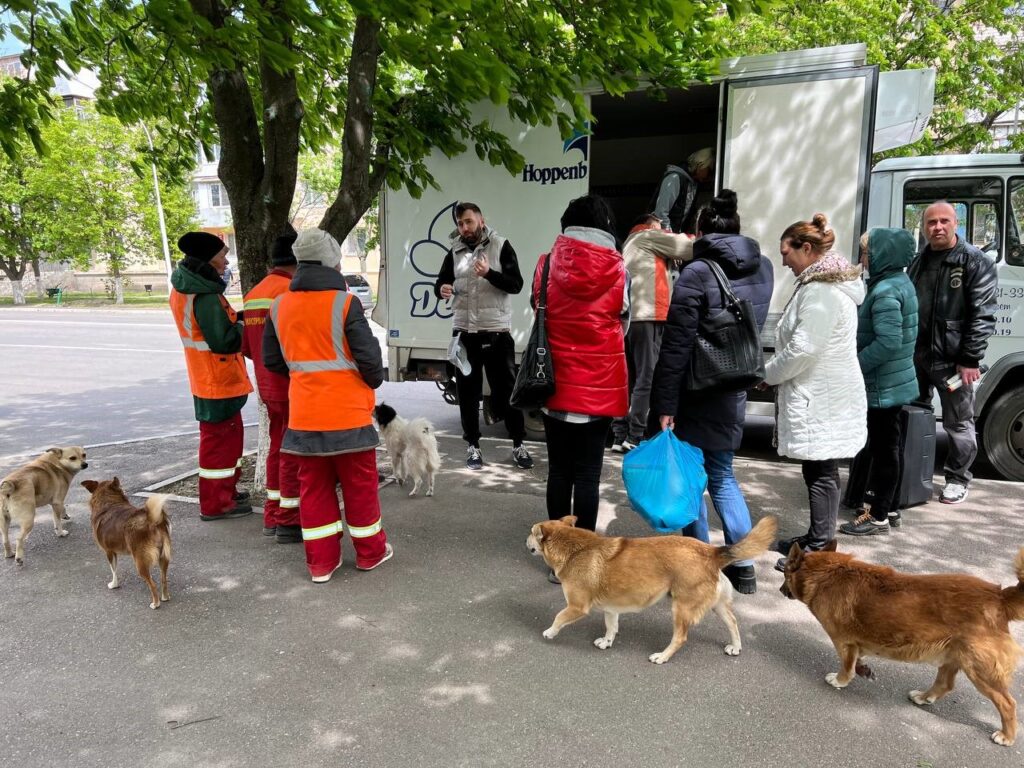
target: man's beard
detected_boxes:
[460,227,482,246]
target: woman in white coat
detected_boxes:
[763,214,867,570]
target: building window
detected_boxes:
[209,182,225,208]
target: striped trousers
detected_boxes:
[198,412,244,517]
[295,449,387,577]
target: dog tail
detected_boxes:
[1003,547,1024,623]
[0,478,16,498]
[714,516,778,568]
[145,494,170,528]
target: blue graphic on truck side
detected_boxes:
[408,201,457,319]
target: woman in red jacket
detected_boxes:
[531,196,628,580]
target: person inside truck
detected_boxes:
[907,200,998,505]
[433,201,534,472]
[649,147,715,235]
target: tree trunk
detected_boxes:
[31,256,44,298]
[10,279,26,305]
[111,261,124,304]
[254,398,270,492]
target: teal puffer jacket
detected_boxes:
[857,228,919,409]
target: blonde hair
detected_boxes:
[781,213,836,255]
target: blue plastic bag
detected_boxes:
[621,430,707,533]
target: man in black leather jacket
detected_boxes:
[907,201,998,504]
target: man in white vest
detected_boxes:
[435,202,533,471]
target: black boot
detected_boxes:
[723,564,756,594]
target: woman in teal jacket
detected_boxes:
[840,227,918,536]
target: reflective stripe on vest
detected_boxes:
[180,295,211,351]
[270,292,358,373]
[243,297,275,311]
[302,521,342,541]
[349,518,382,538]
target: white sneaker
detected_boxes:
[940,482,969,504]
[357,542,394,572]
[611,441,626,454]
[620,439,638,453]
[311,562,342,584]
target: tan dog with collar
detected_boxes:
[1,446,88,564]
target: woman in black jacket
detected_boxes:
[652,190,774,594]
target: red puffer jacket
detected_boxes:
[532,234,628,417]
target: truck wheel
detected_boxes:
[982,388,1024,481]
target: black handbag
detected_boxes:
[510,255,555,409]
[685,258,765,392]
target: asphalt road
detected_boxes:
[2,306,1024,767]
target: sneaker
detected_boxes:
[774,535,808,556]
[357,542,394,572]
[262,525,277,537]
[620,439,638,453]
[275,524,303,544]
[512,444,534,469]
[200,504,253,521]
[234,490,251,503]
[547,568,561,585]
[723,564,756,594]
[888,510,902,528]
[940,482,969,504]
[311,562,342,584]
[610,441,626,454]
[466,446,483,470]
[839,512,889,537]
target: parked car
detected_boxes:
[344,273,373,308]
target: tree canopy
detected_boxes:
[725,0,1024,155]
[4,0,767,290]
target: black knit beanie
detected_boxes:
[271,225,298,266]
[177,231,226,262]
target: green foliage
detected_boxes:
[0,101,197,289]
[725,0,1024,154]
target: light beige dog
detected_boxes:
[527,515,777,663]
[0,447,88,564]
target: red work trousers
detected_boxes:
[263,399,300,528]
[198,412,244,517]
[295,449,387,578]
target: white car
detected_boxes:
[345,274,373,308]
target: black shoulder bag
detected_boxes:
[685,259,765,392]
[510,255,556,409]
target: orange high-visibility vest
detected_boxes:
[169,289,252,400]
[270,290,374,431]
[243,271,292,402]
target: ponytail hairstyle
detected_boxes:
[781,212,835,256]
[696,188,740,235]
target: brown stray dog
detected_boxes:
[526,515,777,663]
[1,446,88,564]
[82,478,172,610]
[781,541,1024,746]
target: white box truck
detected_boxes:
[372,43,1024,481]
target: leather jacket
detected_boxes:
[907,238,998,369]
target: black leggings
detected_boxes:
[802,459,840,547]
[542,415,611,532]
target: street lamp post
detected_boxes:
[139,122,173,292]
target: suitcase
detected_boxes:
[842,405,936,510]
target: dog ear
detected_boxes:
[787,542,804,568]
[532,524,544,543]
[560,515,577,527]
[111,477,121,489]
[822,539,838,552]
[81,480,98,493]
[46,447,62,457]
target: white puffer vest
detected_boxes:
[764,263,867,461]
[451,227,512,333]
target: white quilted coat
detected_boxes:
[764,266,867,461]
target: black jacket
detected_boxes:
[651,233,774,452]
[907,238,998,369]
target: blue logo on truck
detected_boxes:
[521,128,589,186]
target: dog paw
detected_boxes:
[15,557,24,566]
[991,730,1013,747]
[56,529,69,538]
[107,580,120,590]
[825,672,849,689]
[723,644,741,656]
[3,550,13,559]
[648,652,670,665]
[62,513,70,520]
[542,627,558,640]
[407,490,417,497]
[162,592,171,602]
[426,490,433,497]
[593,637,614,650]
[909,690,934,706]
[150,601,160,610]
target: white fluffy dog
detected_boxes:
[374,403,440,497]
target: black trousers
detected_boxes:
[848,406,902,520]
[543,415,612,532]
[455,331,526,446]
[802,459,840,547]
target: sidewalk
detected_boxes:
[1,430,1023,767]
